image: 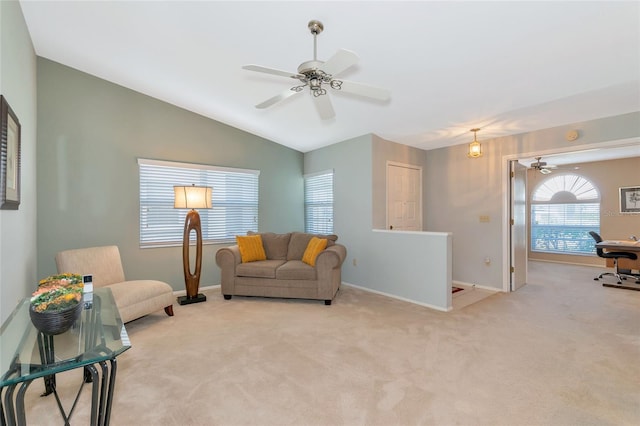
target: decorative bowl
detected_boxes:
[29,301,83,335]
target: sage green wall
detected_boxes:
[304,134,372,285]
[36,58,303,292]
[305,134,452,309]
[0,0,38,323]
[425,112,640,289]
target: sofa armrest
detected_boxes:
[216,245,242,267]
[315,243,347,302]
[316,244,347,269]
[215,245,242,294]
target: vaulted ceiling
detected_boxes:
[19,1,640,153]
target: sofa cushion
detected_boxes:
[236,235,267,263]
[275,260,317,280]
[237,260,286,279]
[302,237,328,266]
[248,232,291,260]
[287,232,338,260]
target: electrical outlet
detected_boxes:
[479,215,490,223]
[352,258,357,267]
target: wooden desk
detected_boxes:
[597,240,640,271]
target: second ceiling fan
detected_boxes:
[242,20,390,120]
[530,157,557,174]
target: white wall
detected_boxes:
[0,0,38,323]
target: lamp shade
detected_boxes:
[174,185,212,209]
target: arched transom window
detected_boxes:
[531,174,600,255]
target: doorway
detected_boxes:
[501,137,640,292]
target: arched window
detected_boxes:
[531,174,600,255]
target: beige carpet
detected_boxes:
[22,261,640,425]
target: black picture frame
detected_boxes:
[1,95,21,210]
[619,186,640,214]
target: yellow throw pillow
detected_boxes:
[236,235,267,263]
[302,237,328,266]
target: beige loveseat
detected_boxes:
[55,245,175,323]
[215,232,347,305]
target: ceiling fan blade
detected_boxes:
[336,79,391,101]
[242,64,301,79]
[321,49,359,77]
[313,94,335,120]
[255,88,300,109]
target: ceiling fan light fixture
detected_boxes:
[242,19,390,120]
[468,128,483,158]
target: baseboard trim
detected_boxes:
[341,282,451,312]
[452,281,503,293]
[529,258,604,268]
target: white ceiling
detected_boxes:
[19,1,640,153]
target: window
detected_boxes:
[304,170,334,234]
[138,158,259,247]
[531,174,600,255]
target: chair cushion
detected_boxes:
[55,245,126,287]
[107,280,174,323]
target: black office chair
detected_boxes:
[589,231,639,285]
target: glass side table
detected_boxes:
[1,288,131,425]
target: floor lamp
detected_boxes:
[174,184,212,305]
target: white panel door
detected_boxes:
[387,163,422,231]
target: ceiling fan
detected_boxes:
[242,20,390,120]
[530,157,557,174]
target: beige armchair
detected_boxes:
[55,245,174,323]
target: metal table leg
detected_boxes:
[14,381,32,426]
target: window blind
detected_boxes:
[531,203,600,254]
[304,170,334,234]
[138,159,259,248]
[530,174,600,255]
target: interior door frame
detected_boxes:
[500,137,639,292]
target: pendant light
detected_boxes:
[468,128,482,158]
